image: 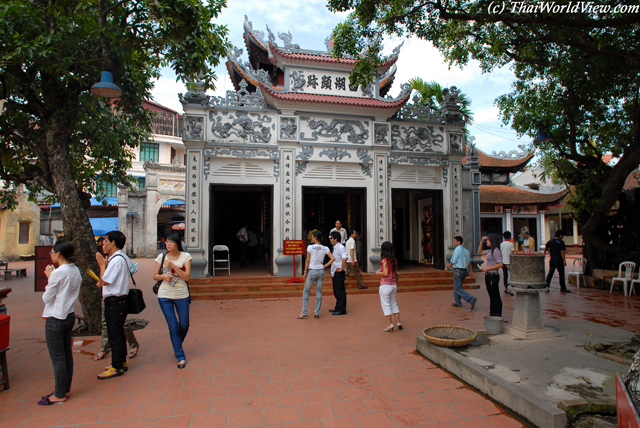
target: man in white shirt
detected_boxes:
[95,230,131,379]
[500,231,515,295]
[345,229,367,289]
[329,220,348,244]
[328,232,348,315]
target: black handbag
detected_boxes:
[113,254,146,314]
[153,252,167,295]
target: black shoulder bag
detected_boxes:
[113,254,146,314]
[153,252,167,295]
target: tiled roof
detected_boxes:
[268,42,399,69]
[480,185,569,205]
[464,150,534,169]
[226,60,260,89]
[259,83,411,109]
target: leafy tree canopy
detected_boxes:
[329,0,640,269]
[0,0,230,333]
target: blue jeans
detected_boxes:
[45,313,75,399]
[301,269,324,316]
[453,269,475,307]
[158,297,190,361]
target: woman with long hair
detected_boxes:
[153,232,192,369]
[298,230,335,319]
[376,241,402,332]
[478,233,504,317]
[39,240,81,405]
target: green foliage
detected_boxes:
[0,0,230,205]
[409,77,474,141]
[329,0,640,268]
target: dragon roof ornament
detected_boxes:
[490,144,530,159]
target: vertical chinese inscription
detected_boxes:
[187,150,202,248]
[375,154,388,246]
[282,149,295,241]
[452,163,461,236]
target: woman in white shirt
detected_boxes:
[297,231,335,319]
[39,240,81,405]
[153,232,192,369]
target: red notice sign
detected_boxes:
[283,240,305,256]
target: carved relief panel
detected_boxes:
[278,115,298,141]
[184,115,205,141]
[299,116,370,145]
[390,124,446,153]
[209,110,275,144]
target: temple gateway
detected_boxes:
[179,17,481,277]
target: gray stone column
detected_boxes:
[144,172,158,257]
[185,149,207,278]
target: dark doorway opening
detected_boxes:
[209,185,272,275]
[302,187,366,267]
[480,217,503,237]
[392,189,445,270]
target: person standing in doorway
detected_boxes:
[545,230,569,292]
[500,231,515,295]
[236,224,248,268]
[345,229,367,289]
[522,230,535,254]
[477,234,504,317]
[95,231,131,379]
[328,232,348,315]
[247,228,258,264]
[445,236,476,309]
[330,220,348,244]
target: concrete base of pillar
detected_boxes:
[504,287,560,340]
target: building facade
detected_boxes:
[179,18,479,277]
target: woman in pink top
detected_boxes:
[376,241,402,332]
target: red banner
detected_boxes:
[283,240,305,256]
[617,374,640,428]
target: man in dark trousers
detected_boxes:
[328,231,348,315]
[95,230,131,379]
[545,230,570,292]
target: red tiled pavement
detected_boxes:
[2,256,639,427]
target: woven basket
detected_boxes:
[422,325,477,347]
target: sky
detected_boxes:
[150,0,530,156]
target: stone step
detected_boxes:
[190,282,479,301]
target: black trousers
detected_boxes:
[485,274,502,317]
[502,264,510,289]
[104,296,129,370]
[546,260,566,290]
[332,271,347,312]
[45,313,75,398]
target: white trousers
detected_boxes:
[379,283,399,316]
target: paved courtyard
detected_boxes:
[1,257,639,428]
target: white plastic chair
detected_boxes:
[610,261,636,296]
[630,278,640,297]
[213,245,230,276]
[568,258,587,288]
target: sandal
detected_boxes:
[314,315,320,319]
[92,350,110,361]
[128,345,139,359]
[97,366,125,380]
[177,361,186,369]
[104,362,128,372]
[37,396,65,405]
[296,314,307,319]
[41,392,71,400]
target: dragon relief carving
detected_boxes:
[280,117,297,140]
[185,116,204,140]
[290,71,306,92]
[209,111,273,143]
[374,124,389,145]
[391,124,444,152]
[300,117,369,144]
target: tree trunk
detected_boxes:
[624,349,640,412]
[46,123,103,335]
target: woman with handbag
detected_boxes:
[39,240,81,405]
[153,232,192,369]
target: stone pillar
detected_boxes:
[185,149,207,278]
[539,211,546,252]
[144,172,158,258]
[274,149,297,276]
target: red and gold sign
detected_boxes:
[283,240,305,256]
